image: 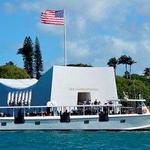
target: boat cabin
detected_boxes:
[120,99,149,114]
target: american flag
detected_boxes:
[41,10,64,25]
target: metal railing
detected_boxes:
[0,105,147,118]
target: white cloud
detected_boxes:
[54,57,64,66]
[37,23,64,35]
[136,0,150,17]
[92,58,104,67]
[141,23,150,39]
[18,0,121,21]
[75,17,87,33]
[20,1,45,12]
[110,37,137,53]
[84,0,121,22]
[3,2,16,13]
[141,39,150,53]
[14,0,127,36]
[67,41,90,60]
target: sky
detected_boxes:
[0,0,150,74]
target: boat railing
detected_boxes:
[120,107,142,114]
[0,104,147,118]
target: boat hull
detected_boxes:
[0,113,150,131]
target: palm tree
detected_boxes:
[127,56,136,79]
[118,55,129,78]
[107,57,118,75]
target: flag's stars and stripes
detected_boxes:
[41,10,64,25]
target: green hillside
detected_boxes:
[0,64,30,79]
[116,75,150,105]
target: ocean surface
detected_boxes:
[0,131,150,150]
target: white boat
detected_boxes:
[0,99,150,131]
[0,66,150,131]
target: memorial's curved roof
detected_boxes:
[0,79,38,89]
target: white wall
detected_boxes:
[50,66,118,106]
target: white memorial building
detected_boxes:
[0,66,118,106]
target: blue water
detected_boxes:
[0,131,150,150]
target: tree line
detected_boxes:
[107,55,136,79]
[17,36,43,79]
[107,55,150,79]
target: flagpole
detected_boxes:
[64,9,67,66]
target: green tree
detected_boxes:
[118,55,130,79]
[34,37,43,79]
[118,55,128,72]
[127,56,136,79]
[144,67,150,78]
[116,75,150,105]
[17,36,34,78]
[107,57,118,75]
[0,64,29,79]
[5,61,14,66]
[67,63,92,67]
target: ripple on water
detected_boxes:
[0,131,150,150]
